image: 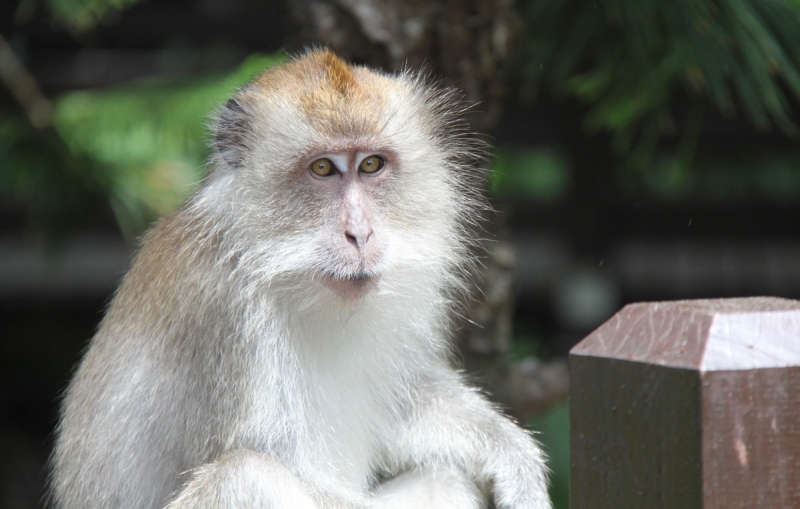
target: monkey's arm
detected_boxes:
[386,377,551,509]
[165,450,379,509]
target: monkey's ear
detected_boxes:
[216,97,249,169]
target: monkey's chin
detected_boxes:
[318,273,379,301]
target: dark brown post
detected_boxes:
[569,297,800,509]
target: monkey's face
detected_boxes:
[209,50,476,303]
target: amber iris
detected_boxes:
[311,158,336,176]
[359,155,385,174]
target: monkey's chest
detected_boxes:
[241,341,388,489]
[300,356,385,488]
[282,318,406,487]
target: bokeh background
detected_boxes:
[2,1,800,508]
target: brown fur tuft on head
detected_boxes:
[306,48,357,96]
[223,49,384,140]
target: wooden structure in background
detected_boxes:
[570,297,800,508]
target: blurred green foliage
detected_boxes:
[491,147,571,202]
[53,53,283,237]
[508,334,549,360]
[45,0,139,32]
[617,149,800,201]
[512,333,568,509]
[523,0,800,171]
[527,403,570,509]
[492,143,800,203]
[0,115,107,236]
[0,53,283,239]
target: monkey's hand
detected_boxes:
[372,467,484,509]
[387,378,552,509]
[165,450,318,509]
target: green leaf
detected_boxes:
[522,0,800,171]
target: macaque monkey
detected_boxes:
[51,49,551,509]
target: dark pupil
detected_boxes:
[318,162,326,170]
[366,159,373,166]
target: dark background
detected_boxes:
[1,0,799,508]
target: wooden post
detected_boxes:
[569,297,800,509]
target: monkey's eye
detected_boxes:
[359,155,385,174]
[310,158,337,176]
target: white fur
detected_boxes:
[373,468,485,509]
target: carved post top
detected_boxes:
[570,297,800,371]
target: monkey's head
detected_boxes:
[204,49,483,303]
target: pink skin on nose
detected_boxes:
[343,186,373,251]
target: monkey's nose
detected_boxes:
[345,228,373,250]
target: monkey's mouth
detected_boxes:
[344,272,371,282]
[317,268,375,281]
[316,270,379,299]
